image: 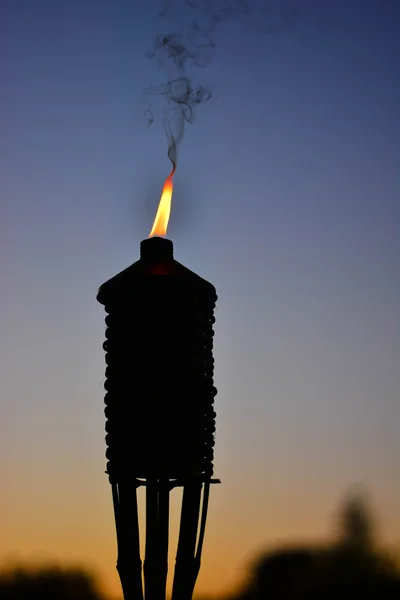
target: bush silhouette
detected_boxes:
[0,565,105,600]
[233,493,400,600]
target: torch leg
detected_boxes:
[144,479,158,600]
[158,480,170,599]
[144,479,170,600]
[171,479,203,600]
[113,481,143,600]
[192,480,211,582]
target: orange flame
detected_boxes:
[149,167,175,237]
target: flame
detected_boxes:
[149,166,175,237]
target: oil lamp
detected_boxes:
[97,168,218,600]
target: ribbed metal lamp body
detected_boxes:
[97,239,217,482]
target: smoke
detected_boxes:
[145,1,250,168]
[145,1,304,168]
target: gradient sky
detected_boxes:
[2,1,400,597]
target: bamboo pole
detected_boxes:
[114,481,143,600]
[172,479,202,600]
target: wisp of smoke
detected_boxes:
[145,0,250,168]
[145,1,304,168]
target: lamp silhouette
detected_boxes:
[97,237,219,600]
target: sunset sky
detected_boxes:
[2,1,399,598]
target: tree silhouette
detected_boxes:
[231,492,400,600]
[337,489,375,552]
[0,565,106,600]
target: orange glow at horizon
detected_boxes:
[149,166,175,237]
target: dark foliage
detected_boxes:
[233,494,400,600]
[0,565,105,600]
